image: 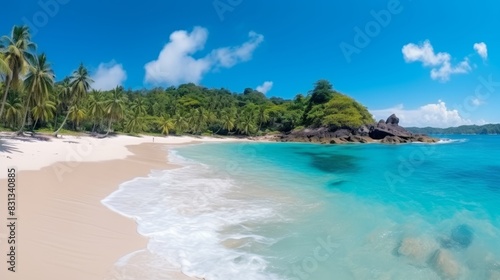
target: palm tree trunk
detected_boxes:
[104,118,113,136]
[91,121,97,134]
[215,125,223,134]
[53,111,58,129]
[32,118,39,131]
[53,109,71,137]
[0,78,13,121]
[16,90,33,136]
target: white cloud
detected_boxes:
[144,27,264,86]
[371,100,476,128]
[212,31,264,68]
[473,42,488,60]
[402,40,471,82]
[256,81,273,94]
[91,61,127,91]
[471,97,485,106]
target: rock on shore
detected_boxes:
[277,114,438,144]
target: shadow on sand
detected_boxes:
[0,139,22,154]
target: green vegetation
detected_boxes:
[0,25,374,137]
[407,124,500,135]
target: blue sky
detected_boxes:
[2,0,500,127]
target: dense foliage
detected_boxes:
[407,124,500,135]
[0,25,374,136]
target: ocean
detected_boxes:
[102,135,500,280]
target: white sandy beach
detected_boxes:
[0,134,248,280]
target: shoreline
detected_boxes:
[0,135,242,280]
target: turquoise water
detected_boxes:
[103,136,500,280]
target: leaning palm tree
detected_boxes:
[0,25,35,123]
[103,87,126,136]
[18,53,54,134]
[53,64,93,136]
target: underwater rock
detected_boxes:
[397,237,439,266]
[429,249,461,279]
[442,224,474,249]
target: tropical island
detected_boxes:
[0,25,436,144]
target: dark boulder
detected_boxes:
[356,125,370,136]
[369,114,413,140]
[332,129,352,138]
[386,114,400,125]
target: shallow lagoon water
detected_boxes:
[103,135,500,280]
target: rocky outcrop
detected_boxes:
[277,114,438,144]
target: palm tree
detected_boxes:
[54,64,93,136]
[125,113,146,134]
[3,92,22,128]
[131,97,147,117]
[0,53,11,77]
[157,115,174,135]
[68,103,86,130]
[0,26,35,123]
[237,111,257,135]
[86,90,105,133]
[18,53,54,134]
[256,106,270,132]
[189,108,209,134]
[104,87,126,136]
[52,78,71,129]
[31,99,56,130]
[172,112,189,134]
[220,108,236,133]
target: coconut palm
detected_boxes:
[157,115,174,135]
[31,99,56,130]
[125,112,146,134]
[237,111,257,135]
[0,53,11,77]
[86,90,105,133]
[52,78,71,129]
[256,106,270,132]
[220,108,237,133]
[172,112,189,134]
[0,26,35,123]
[189,108,209,134]
[54,64,93,136]
[68,103,86,130]
[18,53,54,133]
[104,87,126,136]
[3,92,22,128]
[131,96,147,117]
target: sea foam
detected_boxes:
[102,150,283,280]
